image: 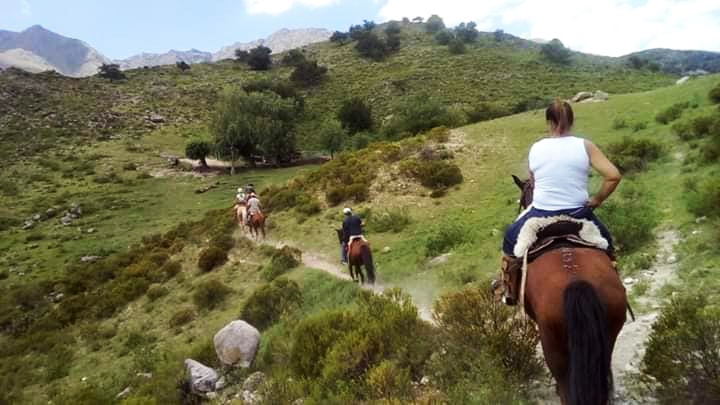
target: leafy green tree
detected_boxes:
[330,31,350,45]
[185,140,211,168]
[426,15,445,33]
[455,22,479,43]
[494,29,505,42]
[434,29,454,45]
[97,63,125,80]
[385,22,402,52]
[290,60,328,87]
[247,45,273,70]
[176,61,191,71]
[211,89,298,172]
[281,49,306,66]
[318,119,347,159]
[355,31,389,60]
[234,49,250,63]
[338,97,373,134]
[448,38,466,54]
[540,39,572,65]
[384,93,453,136]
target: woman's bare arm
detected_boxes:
[585,140,621,208]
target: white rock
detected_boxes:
[593,90,609,101]
[116,386,131,399]
[420,376,430,385]
[623,277,636,285]
[676,76,690,85]
[184,358,219,394]
[80,255,102,263]
[382,246,391,253]
[666,255,677,264]
[571,91,593,102]
[692,230,701,235]
[695,216,707,224]
[214,320,261,367]
[429,253,452,266]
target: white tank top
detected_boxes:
[528,136,589,210]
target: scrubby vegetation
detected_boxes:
[240,277,302,330]
[655,101,688,124]
[605,136,664,173]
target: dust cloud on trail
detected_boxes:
[259,237,436,323]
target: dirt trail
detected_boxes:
[260,237,434,322]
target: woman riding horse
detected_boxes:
[498,100,627,405]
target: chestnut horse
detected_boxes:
[335,229,376,284]
[248,211,266,240]
[512,176,627,405]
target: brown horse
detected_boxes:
[248,211,266,240]
[335,229,375,284]
[511,176,627,405]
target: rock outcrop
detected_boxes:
[214,320,260,367]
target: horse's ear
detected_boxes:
[512,174,525,190]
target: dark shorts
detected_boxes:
[502,206,613,256]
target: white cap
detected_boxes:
[343,207,352,215]
[237,188,243,193]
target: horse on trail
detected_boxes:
[248,211,266,240]
[232,203,250,233]
[510,176,627,405]
[335,228,376,284]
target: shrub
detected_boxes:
[262,246,302,281]
[193,278,232,310]
[197,247,227,272]
[290,60,327,87]
[612,117,628,129]
[425,221,469,257]
[122,162,138,171]
[448,38,466,54]
[338,97,373,134]
[434,29,454,45]
[366,360,412,400]
[709,83,720,104]
[599,181,659,254]
[246,45,272,70]
[672,114,719,140]
[185,140,211,168]
[425,15,445,33]
[642,294,720,403]
[383,94,453,137]
[540,39,571,64]
[465,102,512,123]
[364,208,411,233]
[631,120,647,132]
[605,136,664,173]
[160,260,182,279]
[426,126,451,143]
[169,305,196,327]
[655,102,688,124]
[433,285,543,381]
[146,284,168,301]
[400,158,463,190]
[281,49,306,66]
[685,174,720,219]
[240,277,302,330]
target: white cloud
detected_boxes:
[377,0,720,55]
[20,0,31,15]
[243,0,339,16]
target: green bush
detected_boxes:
[197,246,227,272]
[400,158,463,190]
[262,246,302,281]
[425,221,469,257]
[193,278,232,310]
[605,136,664,173]
[685,174,720,219]
[448,38,466,55]
[672,114,718,140]
[366,360,413,401]
[240,277,302,330]
[599,180,659,254]
[612,117,628,129]
[642,294,720,403]
[160,260,182,279]
[169,305,196,327]
[383,94,454,137]
[631,120,648,132]
[465,102,512,123]
[146,284,168,301]
[709,83,720,104]
[364,208,411,233]
[655,102,688,124]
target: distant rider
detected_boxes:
[341,207,364,263]
[246,192,262,225]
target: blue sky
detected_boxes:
[2,0,720,59]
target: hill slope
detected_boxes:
[624,48,720,74]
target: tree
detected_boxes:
[355,31,389,60]
[176,61,191,71]
[330,31,350,45]
[281,49,306,66]
[185,140,211,168]
[412,17,424,23]
[318,119,347,159]
[448,38,466,54]
[385,22,402,52]
[434,29,454,45]
[290,60,328,87]
[426,15,445,33]
[494,29,505,42]
[235,49,250,63]
[384,93,453,136]
[338,97,373,134]
[455,22,479,43]
[211,89,298,172]
[540,39,571,65]
[628,55,646,69]
[247,45,272,70]
[97,63,125,80]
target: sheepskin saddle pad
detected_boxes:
[513,216,609,261]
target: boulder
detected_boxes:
[184,359,220,394]
[46,208,57,217]
[80,255,102,263]
[429,253,452,266]
[60,214,73,226]
[22,220,34,230]
[149,114,166,123]
[214,320,260,367]
[32,213,41,221]
[676,76,690,85]
[242,371,266,392]
[593,90,609,101]
[571,91,593,102]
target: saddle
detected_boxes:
[514,215,610,261]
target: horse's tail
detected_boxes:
[360,244,375,284]
[563,280,612,405]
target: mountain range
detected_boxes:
[1,24,719,77]
[0,25,331,76]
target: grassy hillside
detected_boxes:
[0,22,674,163]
